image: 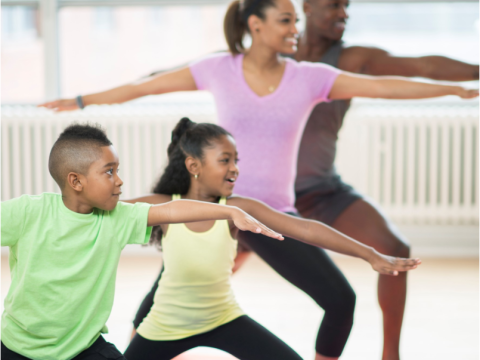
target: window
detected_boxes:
[343,2,478,63]
[1,1,478,104]
[1,6,44,103]
[59,5,228,98]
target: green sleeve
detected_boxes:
[1,195,28,247]
[112,201,152,248]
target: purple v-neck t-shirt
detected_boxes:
[189,53,341,213]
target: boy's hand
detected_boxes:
[368,249,421,276]
[38,98,78,112]
[232,208,284,241]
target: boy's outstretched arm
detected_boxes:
[147,199,284,241]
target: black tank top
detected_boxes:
[294,41,351,193]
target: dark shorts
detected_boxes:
[1,336,126,360]
[295,178,362,226]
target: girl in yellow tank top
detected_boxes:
[138,194,244,340]
[124,118,420,360]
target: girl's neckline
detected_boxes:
[182,222,218,236]
[176,194,221,235]
[237,53,291,102]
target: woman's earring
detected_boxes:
[194,174,198,179]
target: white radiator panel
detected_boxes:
[337,101,479,225]
[1,103,217,201]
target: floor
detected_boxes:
[1,253,478,360]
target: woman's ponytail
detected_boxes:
[224,0,246,55]
[223,0,276,55]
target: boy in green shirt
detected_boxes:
[1,123,282,360]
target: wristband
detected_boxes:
[76,95,85,109]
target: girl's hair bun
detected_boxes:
[168,117,196,156]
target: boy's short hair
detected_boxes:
[49,123,112,189]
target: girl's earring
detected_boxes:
[194,174,198,179]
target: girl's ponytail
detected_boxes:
[168,117,195,156]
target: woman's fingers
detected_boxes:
[460,89,479,99]
[38,100,61,109]
[37,99,78,112]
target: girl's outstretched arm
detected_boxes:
[144,199,283,241]
[38,67,197,112]
[230,197,421,276]
[329,72,479,100]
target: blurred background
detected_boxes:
[1,0,479,359]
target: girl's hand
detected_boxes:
[231,208,284,241]
[368,249,421,276]
[458,88,479,99]
[38,98,78,112]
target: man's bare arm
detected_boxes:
[339,46,479,81]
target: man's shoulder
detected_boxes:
[338,45,388,73]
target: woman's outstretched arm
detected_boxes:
[329,72,479,100]
[229,196,421,276]
[38,67,197,112]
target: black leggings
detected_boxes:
[125,315,302,360]
[134,224,355,357]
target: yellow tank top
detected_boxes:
[137,195,245,340]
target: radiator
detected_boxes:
[2,101,478,226]
[338,100,479,225]
[1,102,217,202]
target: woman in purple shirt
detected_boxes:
[41,0,477,358]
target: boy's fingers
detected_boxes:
[257,222,284,240]
[240,218,283,240]
[260,228,283,240]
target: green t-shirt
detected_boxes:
[1,193,152,360]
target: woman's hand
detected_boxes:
[367,249,421,276]
[38,98,78,112]
[38,67,197,113]
[457,88,479,99]
[231,207,284,241]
